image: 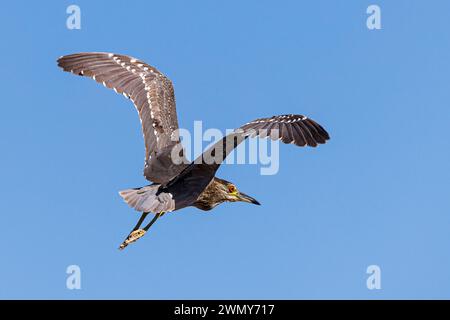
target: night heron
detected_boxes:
[57,52,330,250]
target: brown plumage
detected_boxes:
[57,52,330,250]
[193,177,260,211]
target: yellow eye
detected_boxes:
[228,185,237,194]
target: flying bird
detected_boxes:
[57,52,330,249]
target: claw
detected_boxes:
[119,229,146,250]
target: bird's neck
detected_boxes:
[192,178,225,211]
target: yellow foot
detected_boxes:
[119,229,146,250]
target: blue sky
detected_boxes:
[1,0,450,299]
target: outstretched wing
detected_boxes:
[200,114,329,166]
[164,114,330,210]
[57,52,183,183]
[239,114,329,147]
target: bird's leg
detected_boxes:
[143,211,163,232]
[119,212,149,250]
[119,211,164,250]
[132,212,149,231]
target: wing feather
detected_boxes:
[57,52,183,183]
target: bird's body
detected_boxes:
[57,52,330,249]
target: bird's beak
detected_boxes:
[237,192,260,205]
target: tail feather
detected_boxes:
[119,185,175,213]
[119,188,143,209]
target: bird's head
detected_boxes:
[215,178,260,206]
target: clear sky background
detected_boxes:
[1,0,449,299]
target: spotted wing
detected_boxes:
[239,114,329,146]
[200,114,330,166]
[57,52,182,183]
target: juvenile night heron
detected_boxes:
[57,52,330,250]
